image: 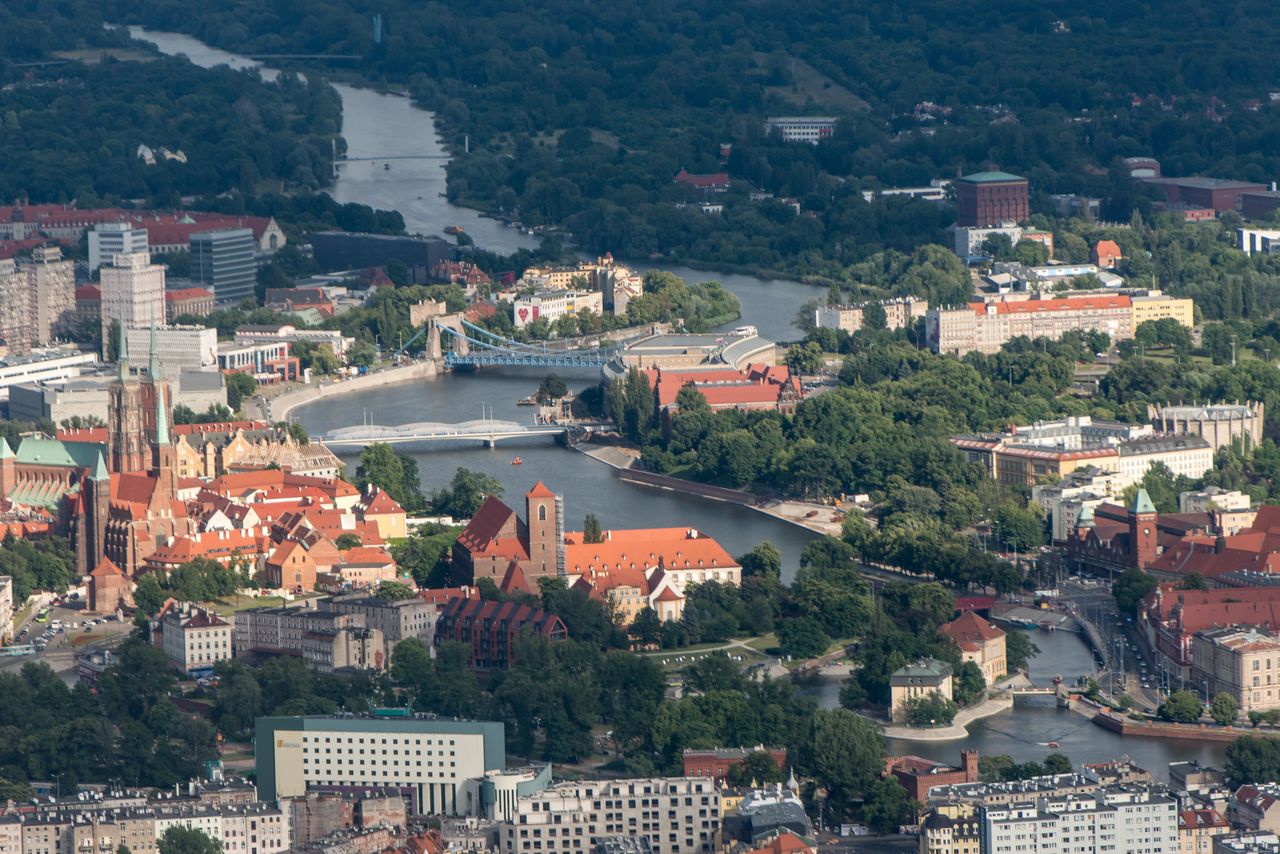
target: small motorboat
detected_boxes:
[1047,741,1060,748]
[383,163,391,171]
[510,457,523,465]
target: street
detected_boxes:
[3,596,133,683]
[1059,580,1166,709]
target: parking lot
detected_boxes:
[4,593,133,681]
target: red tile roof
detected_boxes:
[940,611,1005,648]
[165,287,214,302]
[562,527,737,574]
[969,295,1132,315]
[526,481,555,498]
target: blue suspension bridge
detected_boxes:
[435,318,614,369]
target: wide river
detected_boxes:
[134,27,1222,777]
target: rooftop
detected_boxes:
[959,171,1027,184]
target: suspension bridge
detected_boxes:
[321,419,606,448]
[425,317,615,369]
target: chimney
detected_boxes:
[1216,534,1227,554]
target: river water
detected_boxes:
[130,27,1216,776]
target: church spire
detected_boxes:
[154,382,170,447]
[117,320,129,380]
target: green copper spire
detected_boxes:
[1129,487,1157,515]
[0,438,12,460]
[155,385,170,446]
[117,320,129,380]
[90,451,109,481]
[148,321,160,380]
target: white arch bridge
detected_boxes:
[321,419,606,449]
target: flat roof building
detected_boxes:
[954,171,1028,228]
[191,228,256,304]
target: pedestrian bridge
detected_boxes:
[322,419,592,448]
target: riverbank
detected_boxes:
[1092,709,1267,742]
[255,360,439,424]
[880,695,1016,741]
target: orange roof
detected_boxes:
[359,488,404,515]
[970,294,1131,315]
[526,481,556,498]
[655,586,683,602]
[90,557,124,578]
[746,833,812,854]
[340,546,394,565]
[941,610,1005,647]
[562,527,737,574]
[165,287,214,302]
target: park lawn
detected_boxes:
[206,594,287,615]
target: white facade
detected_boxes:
[1238,228,1280,257]
[982,787,1178,854]
[157,603,233,674]
[234,325,352,358]
[512,290,604,328]
[0,576,12,644]
[100,252,165,349]
[89,223,149,273]
[153,804,289,854]
[126,326,218,378]
[1031,468,1121,543]
[1112,436,1214,488]
[1181,487,1252,514]
[764,117,837,144]
[953,225,1024,259]
[0,347,98,402]
[26,245,76,344]
[499,778,721,854]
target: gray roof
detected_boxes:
[890,657,952,684]
[179,369,226,392]
[1116,435,1211,455]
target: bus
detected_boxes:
[34,609,50,623]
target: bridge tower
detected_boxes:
[427,314,470,360]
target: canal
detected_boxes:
[130,27,1221,775]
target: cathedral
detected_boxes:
[77,324,193,575]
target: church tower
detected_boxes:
[152,373,178,495]
[524,481,564,577]
[107,322,146,473]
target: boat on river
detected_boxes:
[444,225,465,235]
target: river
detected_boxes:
[125,27,1216,775]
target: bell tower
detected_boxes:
[107,321,146,473]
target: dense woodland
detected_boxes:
[79,0,1280,277]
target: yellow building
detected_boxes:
[890,658,953,723]
[1191,627,1280,716]
[919,805,980,854]
[993,445,1119,487]
[940,611,1007,685]
[1132,292,1195,329]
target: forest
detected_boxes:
[81,0,1280,277]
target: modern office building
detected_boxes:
[100,252,166,349]
[254,714,506,815]
[126,325,218,378]
[191,228,256,303]
[88,222,149,273]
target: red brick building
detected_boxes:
[884,750,980,804]
[434,597,567,670]
[1143,177,1268,213]
[682,747,788,782]
[1241,191,1280,220]
[954,172,1029,227]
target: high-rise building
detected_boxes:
[27,244,75,343]
[191,228,256,303]
[0,260,32,354]
[979,786,1178,854]
[88,222,149,273]
[954,172,1029,228]
[100,252,165,353]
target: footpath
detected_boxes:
[249,360,439,423]
[875,673,1034,740]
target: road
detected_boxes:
[3,597,133,683]
[1059,580,1166,709]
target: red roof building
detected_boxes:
[673,169,731,191]
[165,287,215,321]
[1092,240,1123,270]
[884,751,980,805]
[434,597,567,670]
[682,746,788,782]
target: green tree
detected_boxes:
[583,513,604,544]
[133,574,166,617]
[861,778,917,834]
[335,533,363,550]
[390,637,433,686]
[629,608,662,647]
[803,709,886,817]
[785,341,823,377]
[1005,630,1038,672]
[726,751,785,788]
[1211,692,1240,726]
[1043,753,1072,774]
[158,826,222,854]
[739,541,782,582]
[1179,572,1208,591]
[1226,735,1280,784]
[1112,568,1158,613]
[902,691,958,727]
[779,617,830,659]
[374,580,417,600]
[356,444,426,513]
[538,374,569,400]
[1158,690,1204,723]
[225,372,257,412]
[431,467,503,519]
[953,661,987,706]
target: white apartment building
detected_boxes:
[1216,832,1280,853]
[1238,228,1280,257]
[234,325,353,359]
[498,778,721,854]
[153,803,289,854]
[255,715,506,815]
[813,296,928,334]
[981,787,1178,854]
[125,325,218,378]
[1181,487,1253,514]
[764,117,837,144]
[156,602,233,675]
[0,575,12,644]
[89,222,149,273]
[0,260,33,356]
[100,252,166,350]
[1031,467,1121,543]
[512,290,604,329]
